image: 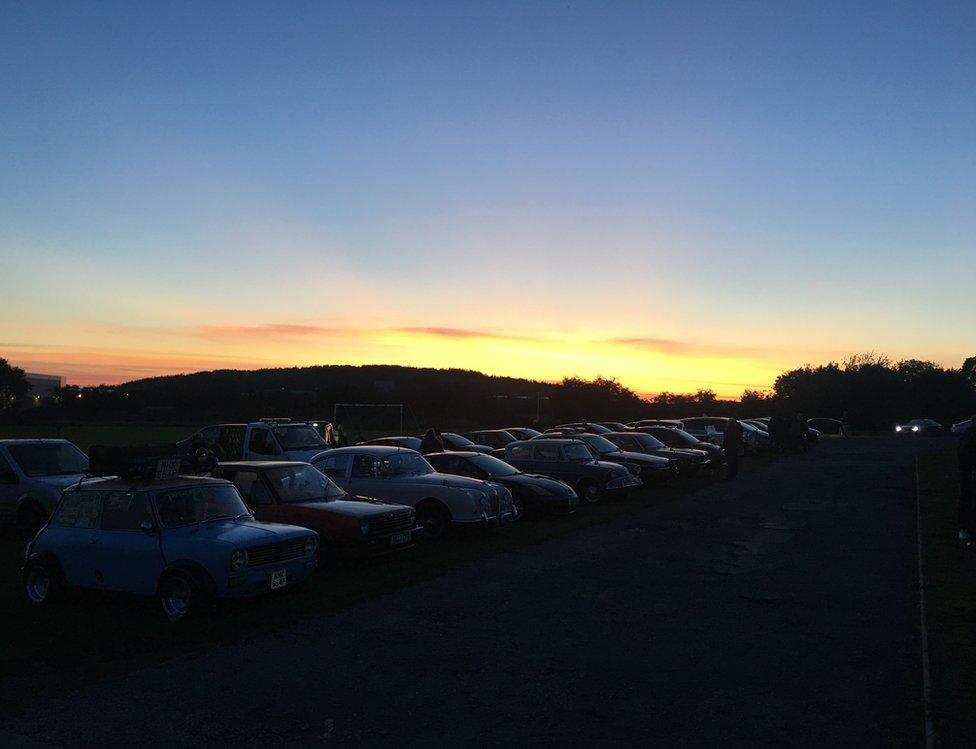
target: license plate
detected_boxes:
[154,458,181,480]
[270,569,287,590]
[390,531,411,546]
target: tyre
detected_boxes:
[16,501,47,539]
[158,571,197,623]
[416,501,451,540]
[578,481,602,505]
[23,560,61,606]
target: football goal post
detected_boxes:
[332,403,406,440]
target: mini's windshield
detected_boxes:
[156,484,251,527]
[665,428,700,446]
[382,452,434,477]
[7,443,89,477]
[562,443,593,462]
[266,465,345,503]
[468,454,520,477]
[273,425,327,450]
[585,435,622,454]
[444,433,474,447]
[634,434,667,449]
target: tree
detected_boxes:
[0,358,30,410]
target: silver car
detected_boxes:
[311,446,516,538]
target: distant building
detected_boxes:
[24,372,65,406]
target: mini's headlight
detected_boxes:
[360,519,369,536]
[895,425,902,432]
[912,425,919,432]
[230,548,248,571]
[305,536,318,556]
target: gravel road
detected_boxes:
[3,437,923,747]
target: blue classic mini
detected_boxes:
[23,448,319,622]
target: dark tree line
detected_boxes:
[3,355,974,432]
[769,354,976,430]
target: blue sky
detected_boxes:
[1,1,974,392]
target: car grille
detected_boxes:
[368,508,414,537]
[246,538,306,567]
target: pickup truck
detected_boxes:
[179,419,329,463]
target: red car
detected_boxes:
[212,461,421,557]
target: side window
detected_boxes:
[248,428,276,456]
[508,443,531,460]
[448,457,478,477]
[534,444,559,461]
[52,492,104,529]
[101,492,151,531]
[317,453,352,479]
[352,455,378,478]
[231,472,273,507]
[219,427,244,460]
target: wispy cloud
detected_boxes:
[196,323,356,338]
[393,327,542,343]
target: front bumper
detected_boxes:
[352,525,424,555]
[605,474,643,493]
[223,556,317,598]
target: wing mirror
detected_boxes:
[140,520,156,534]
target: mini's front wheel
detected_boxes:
[159,572,196,623]
[23,561,60,605]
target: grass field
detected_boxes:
[915,444,976,744]
[0,424,202,451]
[0,451,776,719]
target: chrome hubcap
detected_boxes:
[161,578,192,621]
[26,566,50,603]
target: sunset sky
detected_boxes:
[2,2,974,397]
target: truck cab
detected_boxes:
[180,419,329,463]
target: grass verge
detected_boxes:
[916,445,976,746]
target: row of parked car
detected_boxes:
[6,415,794,623]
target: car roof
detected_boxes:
[67,475,233,491]
[319,445,417,456]
[513,437,584,446]
[216,461,309,470]
[0,438,75,446]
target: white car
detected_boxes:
[311,446,517,538]
[0,439,90,535]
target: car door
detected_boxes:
[346,453,388,500]
[44,490,105,587]
[532,444,565,481]
[91,491,165,595]
[315,453,353,489]
[245,426,278,460]
[505,442,533,472]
